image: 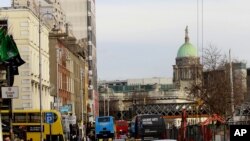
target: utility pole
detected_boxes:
[107,88,110,116]
[0,111,2,141]
[80,68,84,139]
[6,66,14,141]
[104,92,106,116]
[229,49,235,121]
[56,48,61,111]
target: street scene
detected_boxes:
[1,0,250,141]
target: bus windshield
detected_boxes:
[98,117,110,122]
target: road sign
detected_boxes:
[45,112,54,124]
[1,86,19,99]
[59,104,72,113]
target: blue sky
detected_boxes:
[1,0,250,81]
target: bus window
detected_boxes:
[1,113,9,122]
[28,113,41,123]
[14,113,27,123]
[98,117,110,122]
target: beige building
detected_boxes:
[60,0,98,121]
[0,7,53,109]
[12,0,66,31]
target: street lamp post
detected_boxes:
[80,68,86,140]
[38,1,58,140]
[38,2,43,141]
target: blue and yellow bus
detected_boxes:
[95,116,116,140]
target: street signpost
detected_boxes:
[45,112,54,140]
[1,86,19,99]
[45,112,54,124]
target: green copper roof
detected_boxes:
[177,42,198,58]
[177,26,198,58]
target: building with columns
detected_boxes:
[173,26,203,90]
[0,7,53,109]
[0,4,89,121]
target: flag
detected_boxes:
[0,28,25,75]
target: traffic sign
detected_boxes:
[1,86,19,99]
[45,112,54,124]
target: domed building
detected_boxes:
[173,26,203,90]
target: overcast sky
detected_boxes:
[1,0,250,81]
[96,0,250,81]
[0,0,10,7]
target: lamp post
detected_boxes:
[38,2,43,140]
[80,68,84,139]
[38,1,58,140]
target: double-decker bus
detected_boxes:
[95,116,116,140]
[115,120,128,139]
[132,114,167,141]
[1,110,65,141]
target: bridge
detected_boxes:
[101,96,210,120]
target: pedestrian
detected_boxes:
[4,136,11,141]
[87,135,91,141]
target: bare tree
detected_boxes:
[189,44,246,118]
[202,44,227,70]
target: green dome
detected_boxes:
[177,42,197,58]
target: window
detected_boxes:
[0,20,8,31]
[98,117,110,122]
[22,63,30,68]
[28,113,41,123]
[21,71,30,76]
[22,87,31,92]
[22,79,31,84]
[20,21,29,27]
[20,46,29,51]
[21,31,29,36]
[22,103,31,108]
[1,113,9,122]
[21,55,29,61]
[14,113,27,123]
[22,95,31,99]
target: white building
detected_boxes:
[0,7,53,110]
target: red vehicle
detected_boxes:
[115,120,129,139]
